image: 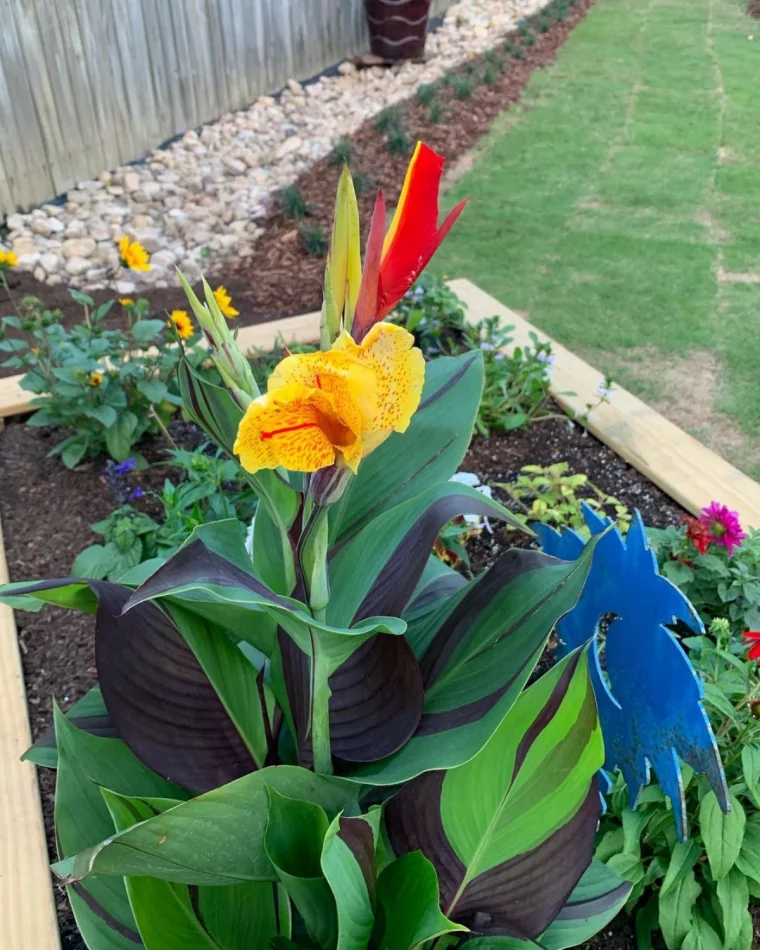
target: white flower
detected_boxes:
[450,472,494,533]
[596,380,614,400]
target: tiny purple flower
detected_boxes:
[114,457,137,475]
[596,381,614,400]
[537,351,557,367]
[128,486,144,501]
[480,341,496,351]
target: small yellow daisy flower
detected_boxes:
[0,248,19,270]
[118,236,151,271]
[89,371,104,387]
[214,285,239,319]
[167,309,194,340]
[119,297,135,307]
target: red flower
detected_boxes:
[684,516,711,556]
[744,631,760,661]
[352,143,466,340]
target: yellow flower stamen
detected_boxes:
[119,297,135,307]
[0,248,19,270]
[234,323,424,474]
[213,285,239,319]
[118,236,151,271]
[89,371,103,387]
[167,309,194,340]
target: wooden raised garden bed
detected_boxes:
[2,280,759,949]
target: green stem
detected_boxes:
[310,633,332,775]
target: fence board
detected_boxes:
[0,0,454,217]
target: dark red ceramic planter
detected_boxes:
[364,0,432,61]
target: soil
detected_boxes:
[749,0,760,18]
[0,0,596,380]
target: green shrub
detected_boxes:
[328,137,354,167]
[385,125,412,155]
[281,184,311,219]
[450,74,473,99]
[0,291,206,467]
[299,223,329,256]
[391,276,557,435]
[494,462,631,535]
[416,82,437,106]
[374,104,403,133]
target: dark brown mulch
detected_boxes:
[0,0,596,382]
[749,0,760,18]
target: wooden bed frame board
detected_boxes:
[3,279,760,948]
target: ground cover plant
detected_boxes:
[433,0,760,478]
[1,145,635,950]
[650,504,760,640]
[0,248,209,466]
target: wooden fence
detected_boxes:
[0,0,448,218]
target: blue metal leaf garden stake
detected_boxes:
[536,505,729,841]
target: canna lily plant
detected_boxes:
[1,144,632,950]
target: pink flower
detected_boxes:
[699,501,746,556]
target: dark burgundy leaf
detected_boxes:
[338,816,376,902]
[95,582,257,791]
[281,631,424,766]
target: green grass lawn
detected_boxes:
[434,0,760,477]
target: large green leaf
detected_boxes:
[374,852,467,950]
[716,867,748,950]
[349,538,600,785]
[321,815,377,950]
[659,869,701,950]
[265,787,336,949]
[682,918,723,950]
[23,684,115,769]
[330,352,484,545]
[54,766,358,886]
[699,791,744,881]
[385,649,604,940]
[102,790,217,949]
[55,707,183,949]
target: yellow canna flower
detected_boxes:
[213,285,239,319]
[167,309,194,340]
[0,248,19,270]
[89,371,104,387]
[119,297,135,307]
[118,236,151,271]
[234,322,424,475]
